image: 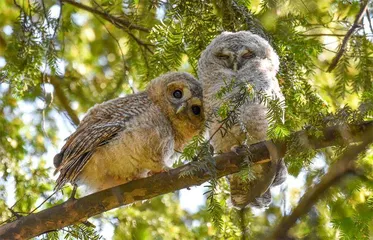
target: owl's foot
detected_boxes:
[272,158,288,186]
[264,140,280,163]
[147,166,172,177]
[230,145,241,155]
[230,144,249,155]
[255,159,271,164]
[250,189,272,208]
[162,166,172,172]
[208,143,215,155]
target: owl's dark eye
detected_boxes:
[173,90,183,99]
[191,105,201,115]
[216,53,229,60]
[242,51,255,59]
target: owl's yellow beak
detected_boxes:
[176,102,187,114]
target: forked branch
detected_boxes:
[60,0,150,33]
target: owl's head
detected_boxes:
[198,31,279,76]
[147,72,205,132]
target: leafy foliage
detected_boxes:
[0,0,373,239]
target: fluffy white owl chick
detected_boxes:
[54,72,205,193]
[198,31,287,208]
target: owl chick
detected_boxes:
[54,72,204,193]
[198,31,287,208]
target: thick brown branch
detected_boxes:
[327,0,370,72]
[49,76,80,126]
[60,0,150,33]
[268,126,373,240]
[0,121,372,239]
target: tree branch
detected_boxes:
[327,0,370,72]
[60,0,150,33]
[366,9,373,33]
[49,76,80,127]
[60,0,154,53]
[89,0,154,54]
[0,121,372,239]
[268,127,373,240]
[300,33,347,37]
[231,0,269,41]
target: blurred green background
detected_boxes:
[0,0,373,239]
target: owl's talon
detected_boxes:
[264,140,279,163]
[208,144,214,155]
[230,144,249,155]
[147,167,172,177]
[255,159,271,164]
[163,166,172,172]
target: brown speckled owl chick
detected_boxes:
[54,72,204,193]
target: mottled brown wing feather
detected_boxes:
[54,93,150,189]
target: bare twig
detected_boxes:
[60,0,150,32]
[92,12,133,99]
[0,121,372,239]
[53,0,63,39]
[366,9,373,33]
[89,0,154,54]
[28,190,59,215]
[327,0,370,72]
[300,33,347,37]
[60,0,153,53]
[268,126,373,240]
[126,30,154,54]
[49,76,80,127]
[231,0,268,40]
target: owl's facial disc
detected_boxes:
[164,78,204,128]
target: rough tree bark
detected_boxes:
[0,121,372,240]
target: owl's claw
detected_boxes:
[147,167,172,177]
[230,144,251,157]
[208,143,214,155]
[255,159,271,164]
[264,140,279,163]
[231,145,241,155]
[163,166,172,172]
